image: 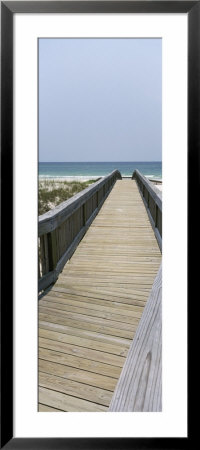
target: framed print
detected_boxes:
[1,1,197,448]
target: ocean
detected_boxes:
[39,162,162,180]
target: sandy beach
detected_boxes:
[39,176,101,183]
[38,177,100,215]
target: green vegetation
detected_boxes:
[38,179,100,215]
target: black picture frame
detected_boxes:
[0,1,197,449]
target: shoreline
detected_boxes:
[39,176,101,182]
[39,175,162,183]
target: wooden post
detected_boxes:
[147,191,150,208]
[38,256,41,279]
[47,230,57,272]
[40,234,49,276]
[155,204,158,228]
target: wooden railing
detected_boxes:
[147,177,162,185]
[132,169,162,251]
[38,170,122,292]
[109,264,162,412]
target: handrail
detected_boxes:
[147,177,162,185]
[109,264,162,412]
[38,170,122,292]
[132,169,162,251]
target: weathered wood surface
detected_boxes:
[147,177,162,185]
[38,170,121,292]
[38,179,161,412]
[132,169,162,250]
[109,264,162,412]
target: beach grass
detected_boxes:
[38,179,100,215]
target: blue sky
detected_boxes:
[39,38,162,162]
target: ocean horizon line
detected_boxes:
[39,160,162,163]
[39,161,162,179]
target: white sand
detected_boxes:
[39,176,101,182]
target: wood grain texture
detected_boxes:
[109,265,162,412]
[38,179,161,412]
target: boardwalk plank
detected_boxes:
[39,347,122,378]
[39,387,107,412]
[39,320,131,346]
[39,336,126,367]
[39,359,117,391]
[39,372,113,406]
[43,293,145,317]
[39,328,129,357]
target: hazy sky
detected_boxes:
[39,38,161,162]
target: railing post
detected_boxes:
[47,230,57,272]
[147,191,150,208]
[40,234,49,275]
[82,203,86,226]
[155,204,158,228]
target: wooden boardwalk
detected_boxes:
[38,179,161,412]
